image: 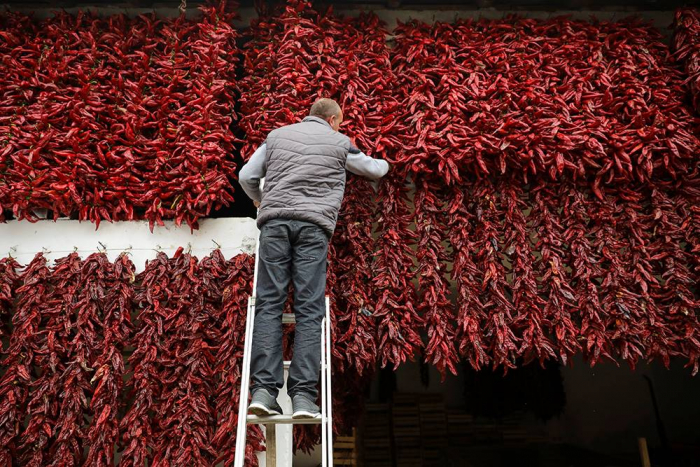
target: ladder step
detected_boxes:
[247,414,322,425]
[284,361,327,370]
[282,313,295,324]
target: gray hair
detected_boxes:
[309,98,342,120]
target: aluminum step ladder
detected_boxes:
[234,229,334,467]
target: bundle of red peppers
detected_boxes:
[673,8,700,114]
[0,250,264,466]
[387,15,699,378]
[0,3,239,229]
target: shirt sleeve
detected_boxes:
[346,151,390,181]
[239,143,267,202]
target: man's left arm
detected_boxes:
[239,143,267,205]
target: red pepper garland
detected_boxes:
[648,182,700,374]
[122,248,219,466]
[84,254,135,467]
[447,185,490,370]
[500,178,556,366]
[472,179,519,371]
[332,179,379,377]
[563,186,614,366]
[589,191,648,368]
[0,4,239,229]
[413,175,458,379]
[149,249,220,466]
[530,181,581,365]
[120,252,170,466]
[18,254,84,466]
[0,255,51,465]
[618,186,681,369]
[372,174,423,370]
[50,253,124,466]
[0,257,19,344]
[672,8,700,114]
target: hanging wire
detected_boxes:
[179,0,187,15]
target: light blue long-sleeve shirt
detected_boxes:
[239,143,390,202]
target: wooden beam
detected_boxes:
[638,438,651,467]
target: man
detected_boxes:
[239,98,389,419]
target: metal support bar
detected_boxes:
[234,215,263,467]
[325,296,334,465]
[321,313,327,467]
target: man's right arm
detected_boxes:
[345,143,390,180]
[239,143,267,203]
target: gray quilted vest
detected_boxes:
[257,116,352,237]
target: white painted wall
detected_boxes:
[0,217,258,271]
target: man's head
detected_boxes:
[309,98,343,131]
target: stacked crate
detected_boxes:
[447,410,475,447]
[392,394,422,466]
[334,428,358,466]
[362,404,392,467]
[418,395,449,466]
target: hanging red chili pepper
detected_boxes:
[672,8,700,114]
[0,254,50,465]
[373,173,423,370]
[447,184,490,370]
[0,257,19,345]
[14,253,83,465]
[501,178,556,366]
[529,181,580,365]
[84,253,136,467]
[120,251,171,466]
[414,175,458,379]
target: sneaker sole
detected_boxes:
[292,410,321,419]
[248,402,281,417]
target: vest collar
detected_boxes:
[303,115,333,129]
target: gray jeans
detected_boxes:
[250,218,329,400]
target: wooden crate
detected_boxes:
[419,397,448,466]
[334,428,358,466]
[362,403,392,466]
[392,394,422,466]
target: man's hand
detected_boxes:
[254,201,260,208]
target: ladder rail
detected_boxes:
[325,296,333,465]
[321,314,327,467]
[234,203,263,467]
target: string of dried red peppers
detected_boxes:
[672,8,700,114]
